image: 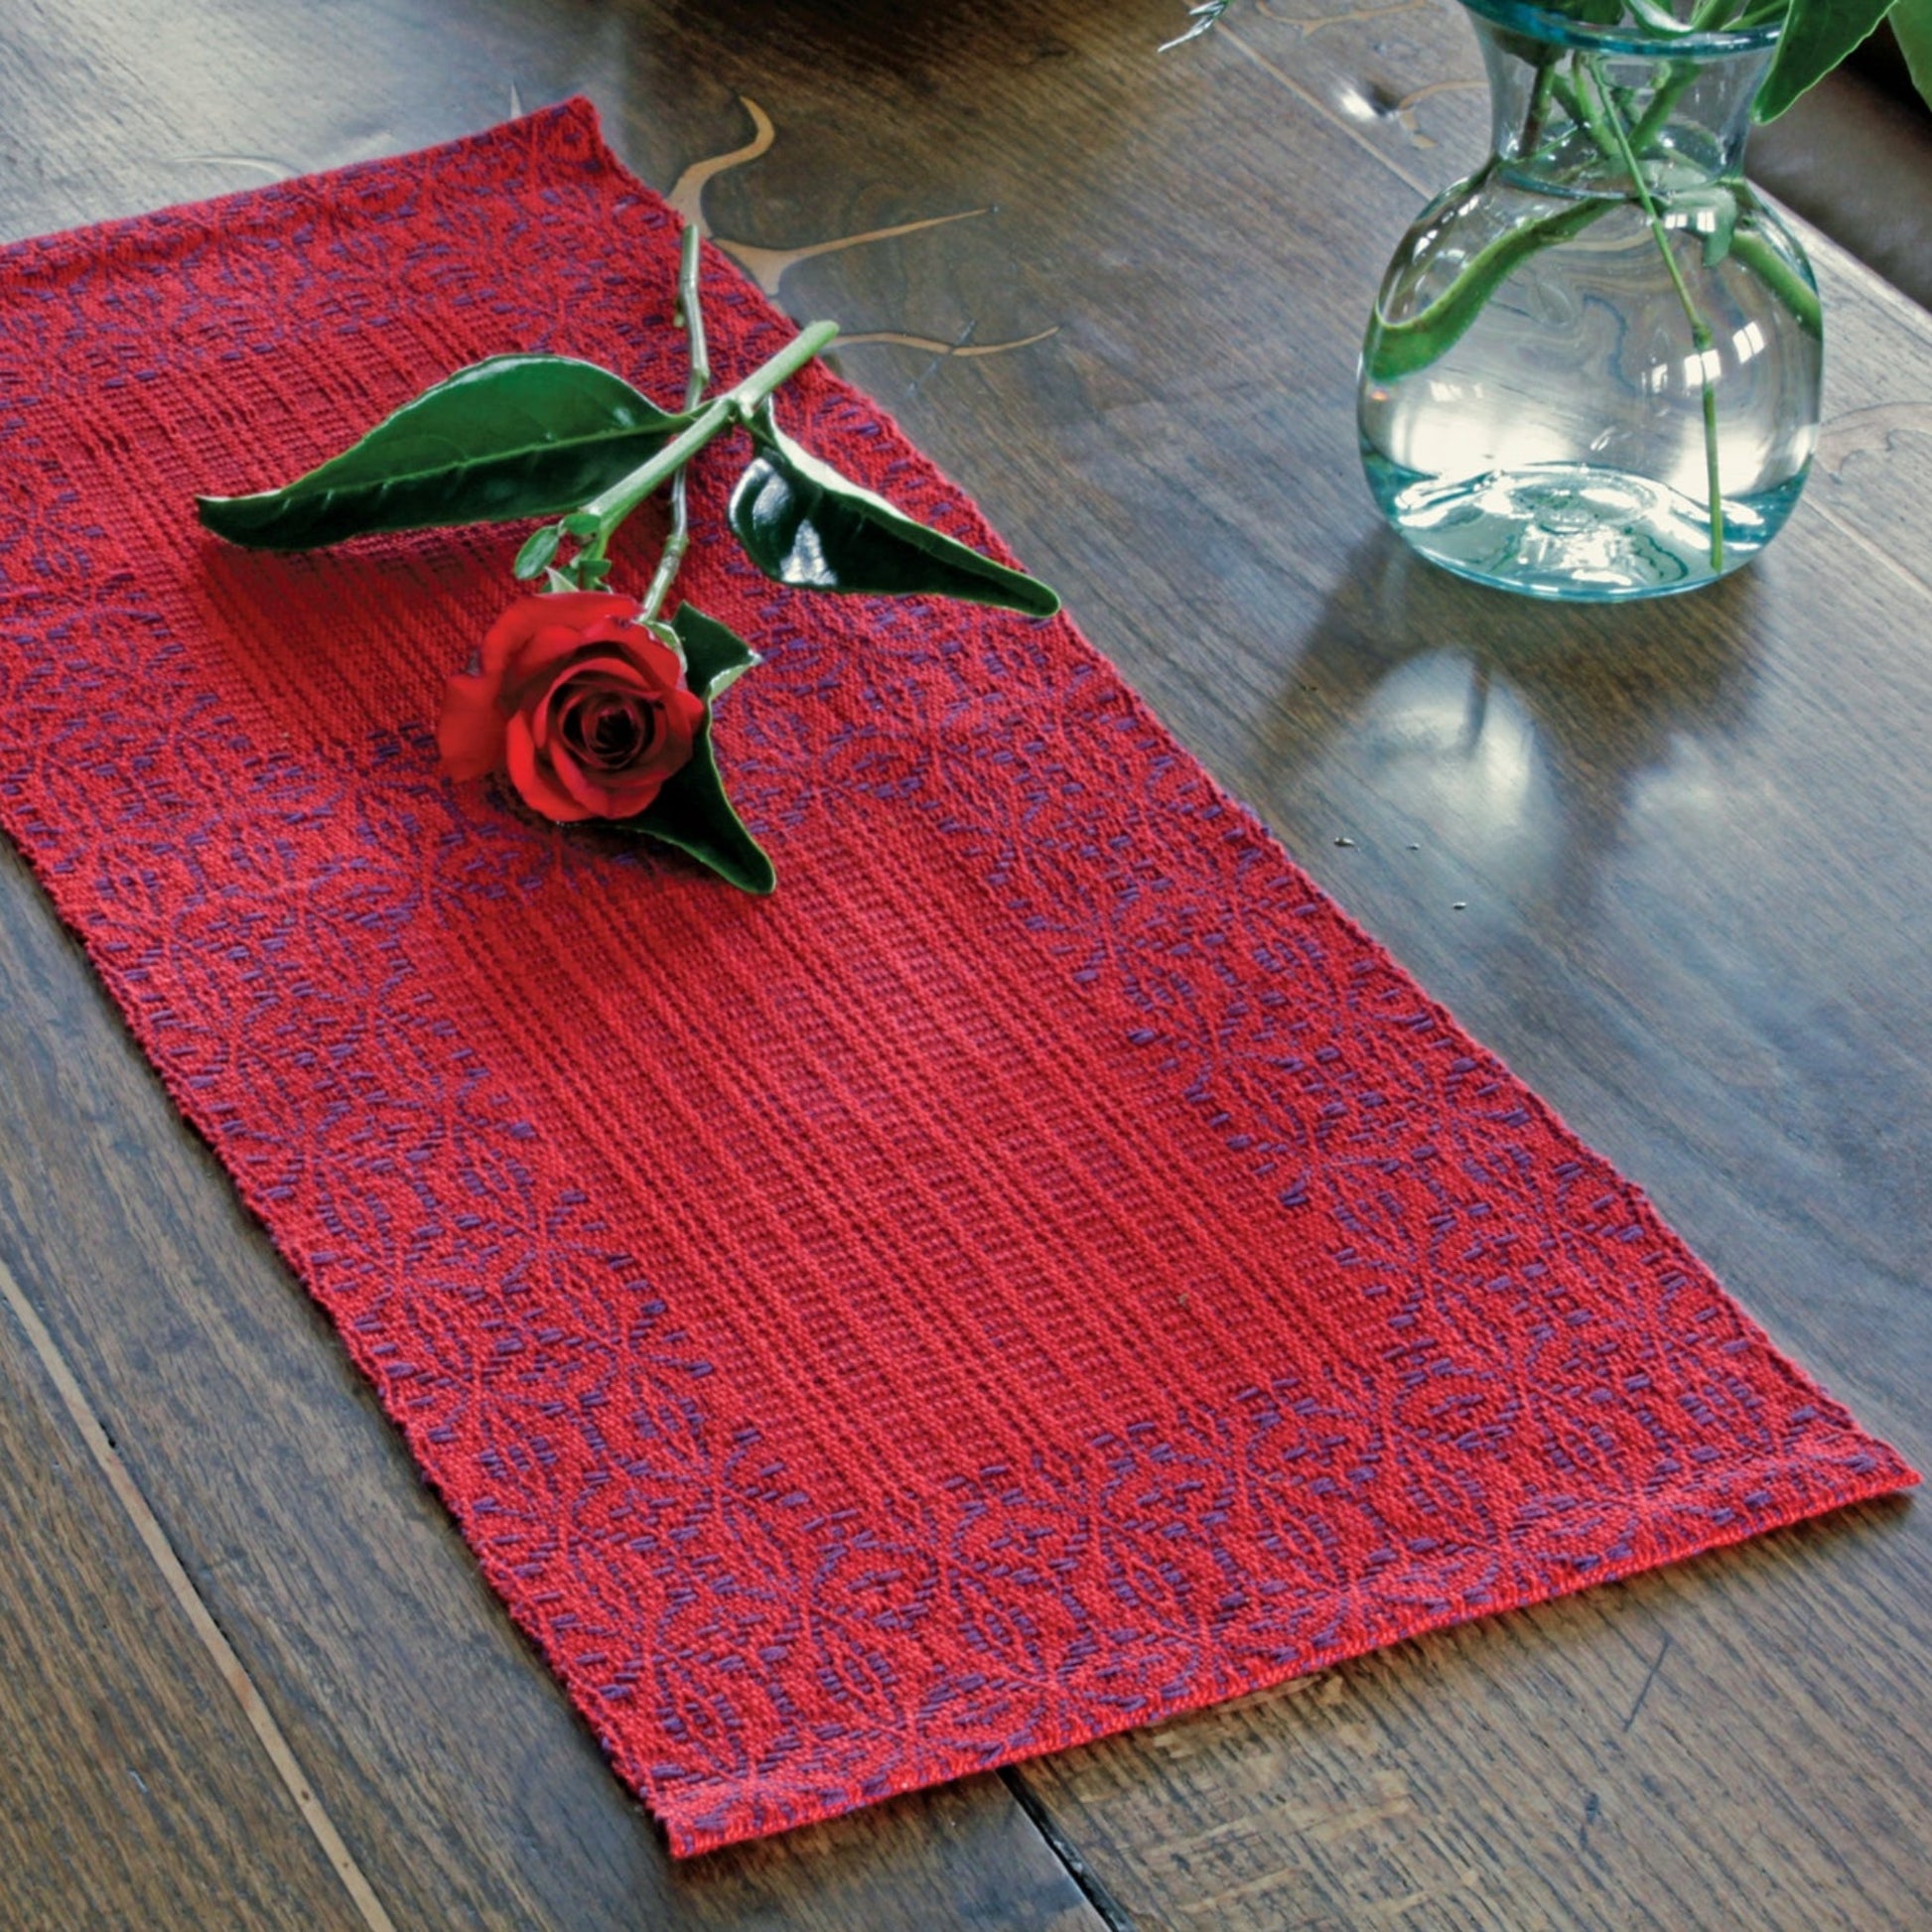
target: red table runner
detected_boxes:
[0,100,1912,1856]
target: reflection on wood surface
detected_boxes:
[1818,399,1932,477]
[667,94,1059,362]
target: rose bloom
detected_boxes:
[438,593,705,822]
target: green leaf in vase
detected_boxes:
[198,355,688,550]
[616,602,773,896]
[1670,185,1739,267]
[727,405,1061,619]
[1364,199,1612,382]
[1894,0,1932,110]
[1756,0,1896,119]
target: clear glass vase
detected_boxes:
[1357,0,1822,600]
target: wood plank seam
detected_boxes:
[1809,496,1932,601]
[0,1249,398,1932]
[1218,24,1439,196]
[999,1770,1141,1932]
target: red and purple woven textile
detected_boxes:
[0,100,1913,1856]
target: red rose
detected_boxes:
[437,593,706,823]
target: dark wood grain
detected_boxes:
[1,0,1928,1925]
[0,1274,364,1932]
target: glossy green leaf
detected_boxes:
[1728,219,1823,335]
[670,601,760,703]
[1363,197,1611,382]
[1756,0,1894,118]
[1894,0,1932,110]
[1671,186,1739,267]
[615,603,773,895]
[727,408,1061,619]
[1622,0,1693,31]
[198,355,687,550]
[513,523,563,580]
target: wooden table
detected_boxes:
[3,1,1928,1925]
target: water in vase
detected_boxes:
[1358,7,1824,602]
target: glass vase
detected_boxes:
[1357,0,1822,600]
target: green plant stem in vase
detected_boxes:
[1170,0,1931,595]
[1357,0,1824,599]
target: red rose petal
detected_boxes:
[437,672,508,780]
[566,653,655,696]
[529,671,565,753]
[553,748,643,819]
[504,711,595,822]
[666,686,706,741]
[457,595,702,824]
[481,592,637,681]
[536,657,650,756]
[502,626,600,711]
[626,633,692,695]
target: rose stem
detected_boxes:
[579,315,840,545]
[639,221,713,626]
[1587,54,1725,570]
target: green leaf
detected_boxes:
[669,601,760,702]
[1670,186,1739,266]
[513,523,564,580]
[1728,221,1824,336]
[1756,0,1895,119]
[1364,195,1612,382]
[198,355,688,550]
[1894,0,1932,110]
[616,603,773,895]
[1622,0,1695,30]
[728,407,1060,619]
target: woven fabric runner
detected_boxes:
[0,100,1912,1856]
